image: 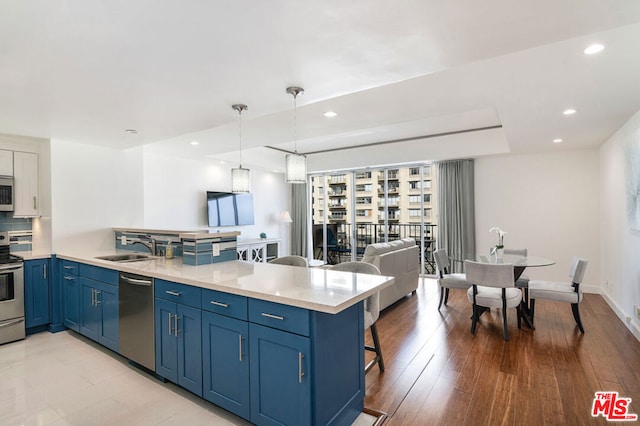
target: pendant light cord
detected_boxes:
[293,93,297,154]
[232,104,247,169]
[238,108,243,168]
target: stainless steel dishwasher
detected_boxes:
[119,272,155,371]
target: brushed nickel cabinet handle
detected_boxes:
[174,315,180,335]
[239,335,243,361]
[64,276,74,281]
[165,290,181,297]
[94,290,101,305]
[210,301,229,308]
[33,196,37,210]
[43,264,47,280]
[168,313,173,336]
[261,313,285,321]
[298,352,305,383]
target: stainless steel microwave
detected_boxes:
[0,176,14,211]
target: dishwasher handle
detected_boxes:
[120,275,153,286]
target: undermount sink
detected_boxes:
[95,254,156,263]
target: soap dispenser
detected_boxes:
[166,243,174,259]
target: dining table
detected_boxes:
[454,253,556,329]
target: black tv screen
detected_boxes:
[207,191,255,227]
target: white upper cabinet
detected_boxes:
[0,150,13,176]
[13,151,39,217]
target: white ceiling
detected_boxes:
[2,1,640,172]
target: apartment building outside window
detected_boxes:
[311,164,437,275]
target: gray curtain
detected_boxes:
[290,183,308,257]
[436,159,475,272]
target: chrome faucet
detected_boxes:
[133,235,157,255]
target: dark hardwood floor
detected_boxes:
[363,278,640,425]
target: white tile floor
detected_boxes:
[0,331,378,426]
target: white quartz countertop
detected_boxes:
[15,251,52,261]
[57,251,395,314]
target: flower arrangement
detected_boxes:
[489,227,506,250]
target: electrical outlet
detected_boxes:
[635,305,640,321]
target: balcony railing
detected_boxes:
[312,222,437,273]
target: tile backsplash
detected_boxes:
[1,212,33,252]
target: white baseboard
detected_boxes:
[600,290,640,342]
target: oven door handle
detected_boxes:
[0,264,23,272]
[0,318,25,328]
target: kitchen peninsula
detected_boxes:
[55,251,395,426]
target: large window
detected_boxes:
[310,164,437,274]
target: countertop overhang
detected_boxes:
[57,251,395,314]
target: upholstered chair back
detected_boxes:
[464,260,515,289]
[569,257,588,285]
[268,255,308,267]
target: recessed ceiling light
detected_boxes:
[323,111,338,118]
[584,43,605,55]
[563,109,577,115]
[553,138,563,143]
[190,141,199,146]
[219,160,225,164]
[125,129,138,134]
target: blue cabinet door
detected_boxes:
[155,298,178,382]
[62,274,80,331]
[249,323,311,426]
[202,311,250,420]
[99,282,119,353]
[154,298,203,396]
[24,259,50,328]
[79,278,101,341]
[177,304,202,396]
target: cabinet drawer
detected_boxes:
[61,260,79,276]
[155,279,201,308]
[79,264,118,284]
[249,299,310,336]
[201,289,247,320]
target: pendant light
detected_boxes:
[231,104,250,193]
[285,86,307,184]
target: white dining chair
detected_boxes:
[434,249,470,309]
[268,255,308,267]
[330,261,385,373]
[465,260,521,341]
[528,257,588,333]
[503,248,529,288]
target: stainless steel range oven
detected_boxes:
[0,231,25,345]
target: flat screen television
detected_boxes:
[207,191,255,227]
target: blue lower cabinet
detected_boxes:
[202,311,250,420]
[100,282,119,352]
[78,277,119,352]
[155,298,203,397]
[61,260,80,331]
[24,259,50,329]
[249,323,311,426]
[79,279,101,341]
[62,274,80,331]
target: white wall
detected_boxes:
[48,141,290,255]
[599,109,640,340]
[50,140,144,252]
[475,150,601,290]
[142,149,290,254]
